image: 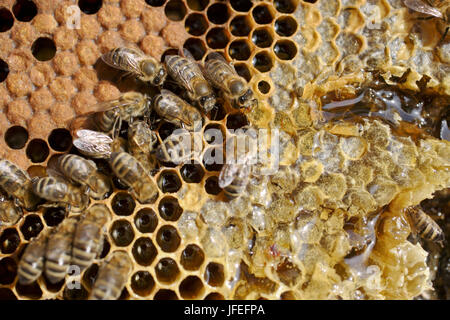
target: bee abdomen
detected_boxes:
[44,252,72,283]
[224,183,245,200]
[18,257,44,285]
[90,275,122,300]
[72,223,103,271]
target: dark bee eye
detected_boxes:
[153,77,161,85]
[239,96,246,104]
[200,96,207,105]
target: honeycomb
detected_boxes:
[0,0,449,300]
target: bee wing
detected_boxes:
[218,163,241,188]
[181,48,196,60]
[101,48,144,76]
[206,52,238,74]
[73,130,113,159]
[165,54,204,94]
[403,0,443,18]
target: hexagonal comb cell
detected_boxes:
[258,80,271,94]
[156,225,181,252]
[275,16,298,37]
[252,5,274,24]
[165,0,187,21]
[204,262,225,287]
[158,170,182,193]
[131,271,155,297]
[5,126,29,150]
[155,257,180,284]
[202,147,224,172]
[179,276,204,299]
[48,129,72,152]
[229,40,252,61]
[158,196,183,221]
[26,139,50,163]
[185,13,208,36]
[16,281,43,299]
[253,51,273,72]
[0,8,14,32]
[184,38,207,61]
[252,28,274,48]
[205,176,222,195]
[134,208,158,233]
[274,40,297,60]
[180,244,205,271]
[207,3,229,25]
[274,0,297,13]
[43,207,66,227]
[206,28,230,49]
[20,214,43,240]
[205,292,224,300]
[31,37,57,62]
[0,228,21,254]
[110,219,135,247]
[13,0,37,22]
[0,257,17,285]
[204,123,225,145]
[132,237,158,266]
[230,0,252,12]
[180,163,205,183]
[111,192,136,216]
[230,15,252,37]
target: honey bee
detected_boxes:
[73,129,128,159]
[405,206,445,245]
[154,131,203,164]
[70,92,150,138]
[0,159,41,211]
[204,52,257,109]
[58,154,111,200]
[72,204,111,272]
[101,47,167,86]
[89,250,132,300]
[165,49,216,113]
[218,162,252,200]
[44,217,78,284]
[153,89,203,131]
[127,121,159,174]
[109,152,159,204]
[0,188,22,227]
[32,177,89,213]
[18,230,49,285]
[403,0,450,40]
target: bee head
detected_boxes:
[236,89,255,109]
[199,95,216,113]
[152,67,167,86]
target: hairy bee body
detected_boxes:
[18,231,48,284]
[44,217,78,284]
[128,121,158,174]
[71,92,150,139]
[404,0,449,39]
[0,189,22,227]
[109,152,159,204]
[58,154,111,200]
[219,163,251,200]
[165,53,216,113]
[32,177,89,213]
[72,204,110,272]
[153,89,203,131]
[102,47,167,86]
[405,206,444,244]
[154,131,203,164]
[204,53,257,109]
[89,250,132,300]
[0,160,40,211]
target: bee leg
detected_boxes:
[438,26,449,45]
[110,115,122,139]
[117,72,134,83]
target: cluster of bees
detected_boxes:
[0,45,260,299]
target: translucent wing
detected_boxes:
[403,0,444,18]
[206,52,238,75]
[73,130,113,159]
[165,54,204,94]
[218,163,240,188]
[101,48,144,76]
